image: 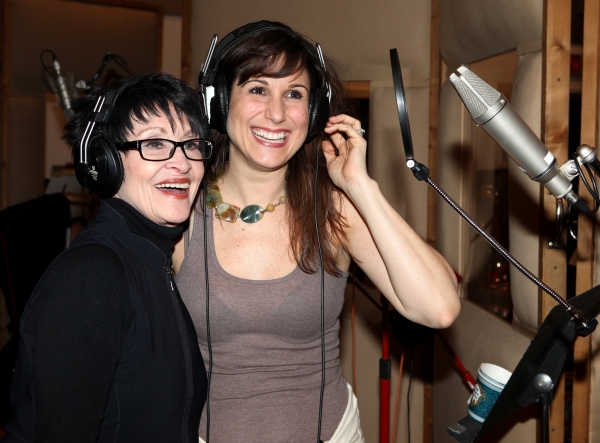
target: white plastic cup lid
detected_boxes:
[479,363,512,386]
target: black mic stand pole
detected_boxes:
[410,162,592,334]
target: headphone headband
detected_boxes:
[198,20,324,86]
[199,22,290,87]
[92,76,144,123]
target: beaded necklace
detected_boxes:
[206,180,288,223]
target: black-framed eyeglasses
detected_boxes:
[115,138,213,162]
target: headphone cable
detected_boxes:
[203,180,213,443]
[407,348,414,443]
[314,147,326,443]
[39,49,57,76]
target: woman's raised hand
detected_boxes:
[321,114,369,193]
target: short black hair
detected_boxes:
[63,72,209,155]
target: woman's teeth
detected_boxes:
[155,183,190,189]
[253,129,287,142]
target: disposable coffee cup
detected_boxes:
[467,363,512,423]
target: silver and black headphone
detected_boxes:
[74,76,143,199]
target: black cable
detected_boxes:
[314,147,326,443]
[407,348,414,443]
[572,153,600,213]
[86,57,110,87]
[202,181,213,443]
[39,49,57,75]
[110,53,136,75]
[87,52,136,87]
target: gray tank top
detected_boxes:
[176,209,349,442]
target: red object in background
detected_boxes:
[454,270,463,283]
[570,54,582,76]
[380,295,390,443]
[437,331,476,390]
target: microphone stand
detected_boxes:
[410,163,593,335]
[389,48,600,443]
[409,161,600,443]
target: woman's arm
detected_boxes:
[322,114,460,329]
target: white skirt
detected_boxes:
[327,383,364,443]
[199,383,364,443]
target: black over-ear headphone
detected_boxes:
[197,21,331,143]
[75,76,144,199]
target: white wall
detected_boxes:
[191,0,432,84]
[162,15,183,78]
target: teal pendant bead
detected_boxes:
[240,205,264,223]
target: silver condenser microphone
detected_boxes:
[51,57,74,120]
[449,66,580,206]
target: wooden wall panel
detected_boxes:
[425,0,441,441]
[181,0,192,84]
[572,0,600,441]
[541,1,571,441]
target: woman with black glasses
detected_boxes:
[4,73,210,443]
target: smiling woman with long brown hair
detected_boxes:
[175,20,460,443]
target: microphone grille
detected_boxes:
[449,66,501,119]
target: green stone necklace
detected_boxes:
[205,181,288,223]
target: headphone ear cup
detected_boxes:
[209,74,229,134]
[83,135,124,199]
[305,91,330,143]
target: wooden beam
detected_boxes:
[571,1,600,441]
[343,81,370,99]
[181,0,192,84]
[424,0,441,442]
[0,0,10,210]
[541,0,571,441]
[428,0,441,251]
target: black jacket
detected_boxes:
[5,199,206,442]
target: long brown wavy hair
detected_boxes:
[204,22,355,276]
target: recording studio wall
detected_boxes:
[4,0,161,207]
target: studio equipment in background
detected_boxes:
[449,66,600,214]
[40,50,136,121]
[40,50,77,121]
[351,272,425,443]
[389,48,600,443]
[79,52,136,90]
[436,332,476,391]
[75,76,143,199]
